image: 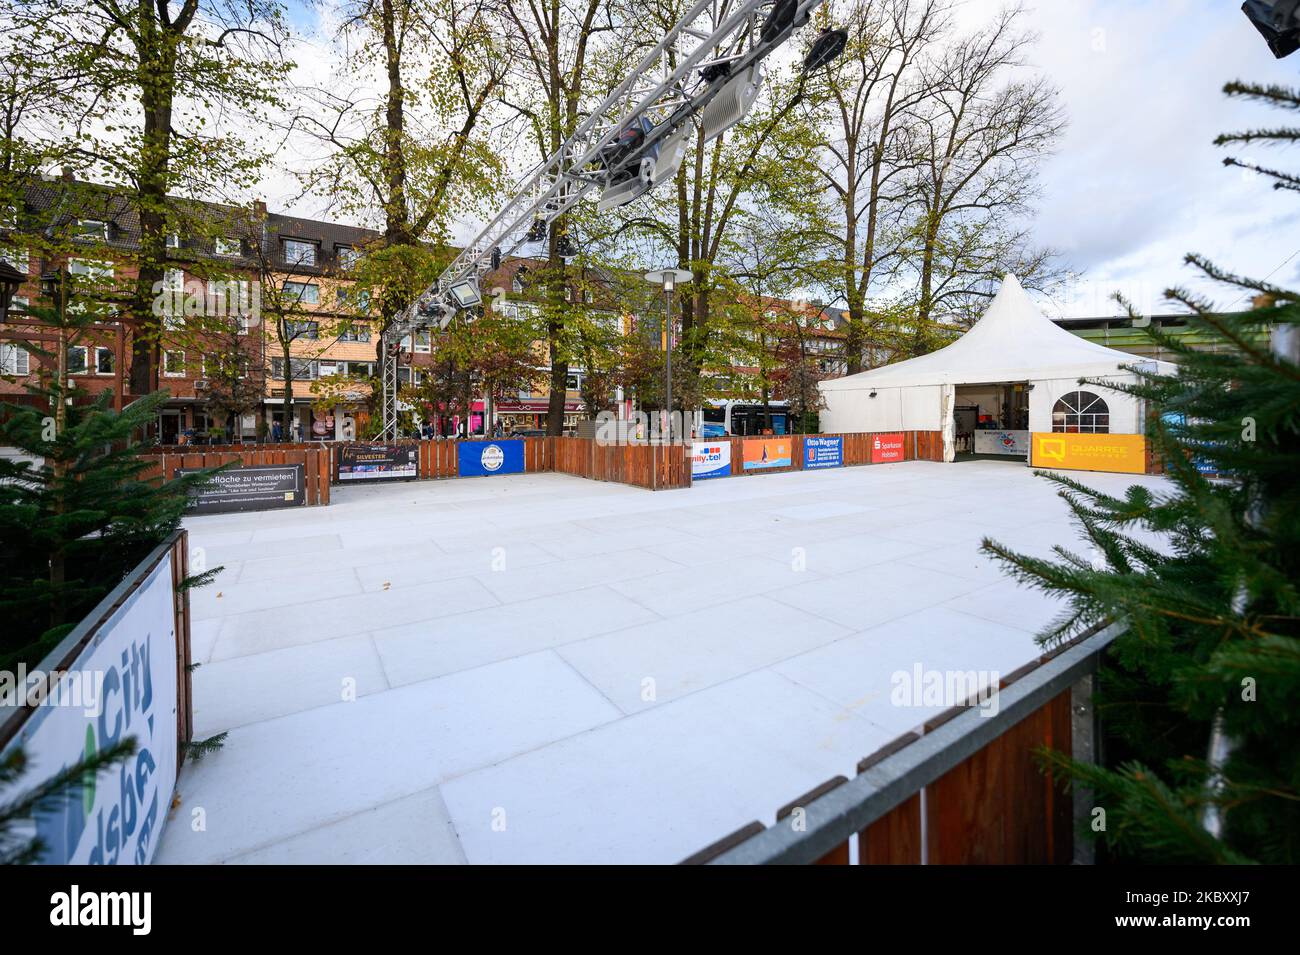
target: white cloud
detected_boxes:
[957,0,1300,315]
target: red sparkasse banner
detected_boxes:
[871,432,906,463]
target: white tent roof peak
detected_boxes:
[821,274,1175,391]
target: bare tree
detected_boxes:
[904,4,1066,348]
[497,0,628,434]
[298,0,510,249]
[805,0,948,373]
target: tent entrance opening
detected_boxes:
[953,382,1030,460]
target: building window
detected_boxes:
[338,323,371,343]
[414,330,431,353]
[282,238,317,267]
[284,319,319,339]
[337,287,370,313]
[76,219,108,240]
[163,350,186,377]
[270,357,317,380]
[68,258,113,281]
[1052,390,1110,434]
[95,347,114,375]
[0,247,26,272]
[161,269,185,328]
[215,236,241,256]
[8,296,27,315]
[283,281,319,305]
[1,343,29,375]
[67,345,88,374]
[166,233,180,249]
[336,245,358,270]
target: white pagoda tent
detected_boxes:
[818,275,1175,460]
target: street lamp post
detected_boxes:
[644,268,692,441]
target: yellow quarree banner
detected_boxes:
[1031,433,1147,474]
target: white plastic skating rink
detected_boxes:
[155,459,1167,864]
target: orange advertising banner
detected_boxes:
[742,438,793,471]
[1031,432,1146,474]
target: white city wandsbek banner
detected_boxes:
[1,558,179,864]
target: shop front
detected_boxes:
[494,397,584,434]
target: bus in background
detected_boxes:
[697,399,790,437]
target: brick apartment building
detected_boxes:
[1,174,850,440]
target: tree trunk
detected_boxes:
[129,48,177,398]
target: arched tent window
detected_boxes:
[1052,390,1109,433]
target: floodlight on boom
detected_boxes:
[448,278,482,309]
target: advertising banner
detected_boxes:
[871,432,907,463]
[1031,432,1146,474]
[177,464,304,513]
[973,429,1030,456]
[691,441,731,480]
[742,437,792,471]
[337,444,419,482]
[457,439,525,477]
[804,436,843,469]
[1161,412,1218,474]
[0,558,178,864]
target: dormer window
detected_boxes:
[76,219,108,240]
[215,236,240,257]
[166,233,180,249]
[283,238,317,267]
[336,245,358,270]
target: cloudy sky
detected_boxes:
[271,1,1300,318]
[954,1,1300,316]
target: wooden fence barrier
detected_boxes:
[550,436,691,490]
[141,446,332,505]
[142,430,939,502]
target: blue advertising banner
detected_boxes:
[691,441,731,480]
[1161,412,1218,474]
[458,439,525,477]
[804,436,843,470]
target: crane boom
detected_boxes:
[379,0,834,439]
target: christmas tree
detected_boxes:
[982,79,1300,863]
[1,278,220,864]
[0,286,215,670]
